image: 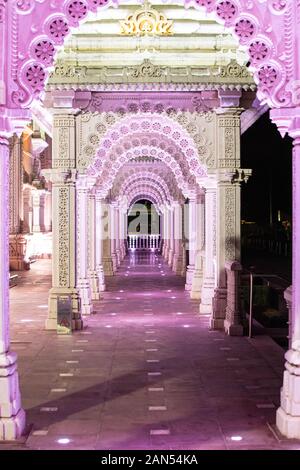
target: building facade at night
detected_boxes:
[0,0,300,450]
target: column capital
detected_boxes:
[42,169,77,185]
[202,177,217,190]
[0,107,31,138]
[44,90,91,113]
[217,90,242,108]
[95,189,106,201]
[171,200,181,209]
[217,169,251,185]
[111,200,120,209]
[215,106,244,118]
[196,192,205,204]
[76,175,96,191]
[270,107,300,139]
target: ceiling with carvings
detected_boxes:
[56,0,248,70]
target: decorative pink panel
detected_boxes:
[0,0,298,110]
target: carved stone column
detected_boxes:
[168,206,174,266]
[0,134,25,440]
[9,135,27,271]
[162,206,168,259]
[191,192,205,300]
[200,183,217,314]
[32,189,46,233]
[119,206,127,260]
[95,193,106,291]
[23,186,33,234]
[185,195,197,290]
[172,202,183,274]
[224,260,244,336]
[284,286,293,349]
[76,177,92,315]
[46,170,82,330]
[9,135,22,234]
[44,190,52,232]
[211,175,241,329]
[114,203,121,265]
[102,201,114,276]
[271,110,300,438]
[45,112,82,330]
[88,191,101,301]
[211,109,242,329]
[110,203,118,272]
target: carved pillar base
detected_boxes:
[224,261,244,336]
[96,265,106,291]
[78,279,92,315]
[111,253,118,272]
[9,234,29,271]
[190,252,203,299]
[211,287,227,329]
[116,249,121,266]
[185,265,195,291]
[46,288,83,330]
[199,280,215,314]
[0,352,25,440]
[119,242,125,260]
[180,245,186,277]
[168,249,174,267]
[89,270,101,301]
[172,253,183,275]
[224,321,244,336]
[276,347,300,439]
[103,257,114,276]
[190,276,203,299]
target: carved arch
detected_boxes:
[5,0,296,109]
[128,194,162,215]
[88,113,207,183]
[119,177,173,205]
[93,146,196,197]
[115,172,176,200]
[113,169,181,201]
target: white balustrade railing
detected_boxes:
[128,234,161,250]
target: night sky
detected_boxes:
[241,111,293,225]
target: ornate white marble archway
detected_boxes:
[1,0,300,443]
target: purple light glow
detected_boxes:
[57,438,71,445]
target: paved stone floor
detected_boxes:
[2,252,300,450]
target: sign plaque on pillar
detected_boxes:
[57,296,72,335]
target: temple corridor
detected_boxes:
[3,253,298,450]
